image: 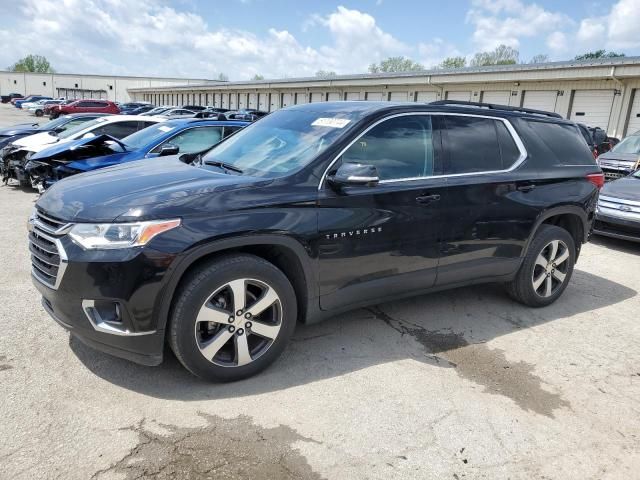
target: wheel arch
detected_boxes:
[525,205,589,257]
[155,234,316,333]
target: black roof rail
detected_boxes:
[428,100,563,119]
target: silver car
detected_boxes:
[597,131,640,181]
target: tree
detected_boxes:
[251,74,264,81]
[574,50,625,60]
[438,56,467,69]
[530,54,549,63]
[315,70,337,78]
[8,54,54,73]
[470,44,519,66]
[217,73,229,81]
[368,56,424,73]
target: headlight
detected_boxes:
[69,219,180,250]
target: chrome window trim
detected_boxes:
[318,111,528,190]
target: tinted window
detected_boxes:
[342,115,434,180]
[444,116,503,174]
[525,120,596,165]
[223,126,243,137]
[76,101,91,107]
[495,121,521,168]
[98,121,140,139]
[153,126,223,154]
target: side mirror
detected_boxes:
[328,163,379,187]
[158,144,179,157]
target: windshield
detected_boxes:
[36,116,77,131]
[122,123,174,150]
[612,134,640,155]
[57,117,109,139]
[201,109,358,177]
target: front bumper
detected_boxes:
[594,213,640,242]
[32,234,180,366]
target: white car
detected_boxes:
[27,100,66,117]
[10,115,166,155]
[21,99,50,110]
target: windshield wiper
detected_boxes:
[202,159,243,174]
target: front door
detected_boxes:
[317,114,445,311]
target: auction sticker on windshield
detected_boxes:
[311,118,351,128]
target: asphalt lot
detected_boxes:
[1,103,639,479]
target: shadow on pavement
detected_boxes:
[70,268,636,404]
[590,235,640,255]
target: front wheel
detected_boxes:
[35,109,43,117]
[506,224,576,307]
[168,254,297,381]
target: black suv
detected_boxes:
[29,101,603,381]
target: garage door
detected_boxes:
[221,94,229,108]
[345,92,361,101]
[389,92,408,102]
[238,93,248,109]
[258,93,269,111]
[327,92,341,102]
[229,94,237,109]
[447,91,471,101]
[294,92,308,104]
[482,91,510,105]
[248,93,258,109]
[415,91,438,103]
[310,92,324,103]
[522,90,558,113]
[281,93,293,108]
[626,89,640,135]
[366,92,383,101]
[570,90,615,130]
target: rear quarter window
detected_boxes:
[523,120,596,166]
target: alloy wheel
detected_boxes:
[531,240,570,298]
[194,278,282,367]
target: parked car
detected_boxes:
[118,102,152,114]
[30,100,602,381]
[181,105,206,111]
[49,100,120,119]
[1,93,23,103]
[140,106,175,116]
[44,99,74,116]
[153,108,196,118]
[26,118,249,190]
[126,105,156,115]
[594,169,640,242]
[225,109,269,121]
[15,96,52,109]
[27,99,66,117]
[2,115,162,187]
[597,130,640,181]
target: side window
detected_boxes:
[153,127,224,154]
[76,101,91,108]
[223,126,242,137]
[99,121,140,139]
[443,116,507,174]
[495,121,521,168]
[341,115,435,181]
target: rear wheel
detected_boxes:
[35,109,43,117]
[506,224,575,307]
[169,254,297,381]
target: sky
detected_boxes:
[0,0,639,80]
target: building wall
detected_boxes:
[0,71,212,103]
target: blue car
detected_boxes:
[15,96,53,109]
[25,118,249,189]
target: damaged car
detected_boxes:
[2,115,162,187]
[25,118,249,190]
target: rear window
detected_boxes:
[523,120,596,166]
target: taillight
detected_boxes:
[587,172,604,190]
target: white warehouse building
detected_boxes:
[129,56,640,138]
[0,71,217,103]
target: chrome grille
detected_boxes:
[29,210,71,289]
[597,195,640,222]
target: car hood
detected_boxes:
[36,156,273,222]
[13,131,64,150]
[600,176,640,202]
[598,151,640,164]
[0,125,38,136]
[31,134,126,161]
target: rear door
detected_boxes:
[436,114,536,285]
[317,114,446,310]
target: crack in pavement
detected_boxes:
[367,307,571,417]
[91,414,325,480]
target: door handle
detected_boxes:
[516,184,536,192]
[416,194,441,204]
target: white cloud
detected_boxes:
[466,0,571,51]
[546,31,568,53]
[0,1,409,80]
[604,0,640,49]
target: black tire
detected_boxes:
[35,109,43,117]
[506,224,576,307]
[49,112,60,119]
[168,254,297,382]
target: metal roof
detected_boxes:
[128,56,640,92]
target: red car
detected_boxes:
[49,99,119,119]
